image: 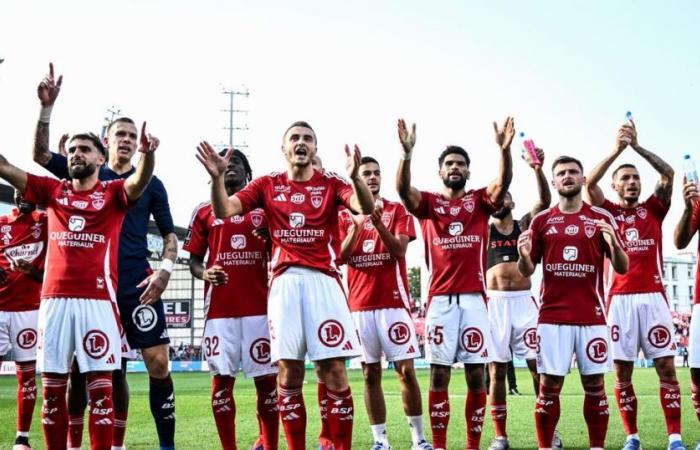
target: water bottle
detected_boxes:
[625,111,634,124]
[519,132,541,166]
[683,154,698,184]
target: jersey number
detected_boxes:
[428,326,444,345]
[204,336,220,357]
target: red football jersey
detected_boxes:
[411,188,498,300]
[338,199,416,312]
[23,174,129,301]
[601,195,667,296]
[0,210,47,311]
[689,198,700,305]
[184,202,268,319]
[235,170,354,277]
[529,203,620,325]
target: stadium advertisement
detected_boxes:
[163,299,191,328]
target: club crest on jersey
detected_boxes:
[636,208,647,219]
[291,193,305,204]
[132,305,158,332]
[450,206,461,216]
[250,213,263,228]
[563,246,578,261]
[565,225,579,236]
[16,328,37,349]
[31,223,42,239]
[90,192,105,210]
[381,213,391,226]
[448,222,463,236]
[230,234,247,249]
[289,213,305,228]
[584,225,596,238]
[249,338,271,364]
[461,327,484,353]
[625,228,639,242]
[318,320,345,347]
[362,239,375,253]
[311,195,323,208]
[83,330,110,359]
[586,338,607,363]
[68,215,86,232]
[463,199,475,213]
[388,322,411,345]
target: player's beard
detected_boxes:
[557,185,582,198]
[491,206,512,219]
[442,174,466,190]
[69,163,97,180]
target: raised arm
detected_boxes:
[517,229,536,277]
[585,127,630,206]
[345,145,374,214]
[396,119,422,212]
[674,178,699,249]
[370,204,410,259]
[487,117,515,205]
[520,148,551,229]
[123,122,157,202]
[339,214,362,263]
[0,155,28,193]
[195,141,244,218]
[627,120,674,205]
[596,219,628,274]
[33,63,62,166]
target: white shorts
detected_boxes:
[536,324,610,376]
[37,298,122,374]
[425,293,492,365]
[352,308,420,364]
[608,292,677,361]
[268,267,361,362]
[0,309,39,362]
[690,304,700,368]
[203,315,278,378]
[487,290,539,363]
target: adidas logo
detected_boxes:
[546,226,558,235]
[283,412,301,421]
[273,193,287,202]
[666,401,681,408]
[342,341,353,350]
[95,418,113,425]
[408,345,415,353]
[106,354,115,364]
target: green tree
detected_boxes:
[408,266,421,306]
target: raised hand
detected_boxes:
[623,118,638,147]
[58,133,69,157]
[196,141,232,178]
[37,62,63,106]
[370,201,384,227]
[517,229,532,258]
[615,125,633,151]
[397,119,416,156]
[137,122,160,154]
[682,176,699,209]
[345,144,362,180]
[493,116,515,150]
[525,147,545,170]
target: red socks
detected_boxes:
[41,374,69,450]
[16,361,37,435]
[326,387,354,450]
[68,414,84,449]
[112,411,127,448]
[491,402,507,438]
[583,383,609,448]
[211,375,236,450]
[466,390,486,449]
[317,380,332,446]
[428,390,450,449]
[254,374,279,450]
[86,373,114,450]
[614,380,637,435]
[660,379,682,435]
[535,384,561,449]
[278,384,306,450]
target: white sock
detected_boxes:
[669,433,682,443]
[371,423,388,444]
[406,415,425,444]
[627,433,640,441]
[16,431,29,438]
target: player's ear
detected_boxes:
[466,168,470,180]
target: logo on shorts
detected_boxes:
[250,338,271,364]
[461,327,484,353]
[586,337,608,363]
[362,239,375,253]
[563,246,578,261]
[388,322,411,345]
[625,228,639,242]
[16,328,37,349]
[230,234,247,249]
[68,215,86,232]
[289,213,305,228]
[648,325,671,349]
[524,327,538,350]
[448,222,463,236]
[318,320,345,348]
[83,330,110,359]
[132,305,158,332]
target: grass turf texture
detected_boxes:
[0,368,698,449]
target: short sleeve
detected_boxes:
[330,174,354,210]
[600,199,617,215]
[393,204,416,241]
[691,199,700,234]
[108,179,129,210]
[183,206,209,258]
[476,187,499,215]
[411,191,432,219]
[149,177,176,236]
[528,215,543,264]
[235,176,266,214]
[43,152,70,180]
[647,194,670,221]
[24,174,59,208]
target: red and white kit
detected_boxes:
[184,202,276,377]
[24,174,128,373]
[687,199,700,368]
[413,188,496,365]
[339,199,419,363]
[529,203,618,375]
[235,170,361,361]
[0,209,47,361]
[601,195,676,361]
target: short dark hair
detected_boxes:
[283,121,317,144]
[551,155,583,173]
[360,156,379,167]
[106,117,136,134]
[219,148,253,184]
[612,163,637,179]
[438,145,470,168]
[70,132,106,156]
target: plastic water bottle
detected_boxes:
[625,111,634,124]
[684,154,698,184]
[519,132,541,166]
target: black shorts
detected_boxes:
[117,267,170,350]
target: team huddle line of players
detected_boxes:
[1,63,699,450]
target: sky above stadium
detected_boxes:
[1,0,699,269]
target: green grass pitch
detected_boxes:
[1,368,698,449]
